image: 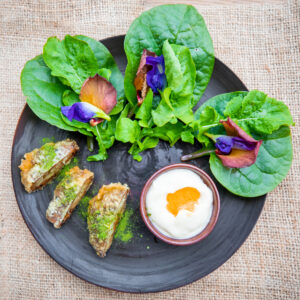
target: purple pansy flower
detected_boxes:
[146,55,167,94]
[215,136,257,155]
[61,102,110,126]
[134,49,167,105]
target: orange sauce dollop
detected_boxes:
[19,153,33,172]
[166,187,200,216]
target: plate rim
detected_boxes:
[11,34,266,293]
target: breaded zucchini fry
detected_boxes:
[88,183,130,257]
[19,139,79,193]
[46,166,94,228]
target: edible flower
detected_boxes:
[181,118,262,168]
[134,49,167,105]
[146,55,167,94]
[61,102,110,126]
[214,118,262,168]
[61,74,117,126]
[134,49,156,105]
[215,136,257,155]
[80,74,117,113]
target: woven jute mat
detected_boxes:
[0,0,299,299]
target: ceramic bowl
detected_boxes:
[140,163,220,246]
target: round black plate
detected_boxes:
[11,35,265,293]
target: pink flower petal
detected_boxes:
[216,118,262,168]
[134,49,156,105]
[80,74,117,114]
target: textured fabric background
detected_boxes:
[0,0,299,299]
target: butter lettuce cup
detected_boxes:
[140,163,220,246]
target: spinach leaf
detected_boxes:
[124,4,214,106]
[193,106,223,146]
[152,88,177,127]
[21,55,76,131]
[142,122,186,146]
[115,104,141,143]
[43,35,99,93]
[135,89,153,128]
[87,117,117,161]
[128,137,159,161]
[224,90,294,135]
[115,118,140,143]
[62,90,78,106]
[210,126,292,197]
[181,130,194,144]
[98,68,111,81]
[162,40,196,99]
[196,91,293,197]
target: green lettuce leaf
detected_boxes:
[43,35,99,93]
[87,117,117,161]
[193,106,223,146]
[115,118,140,143]
[128,137,159,161]
[152,88,177,127]
[115,104,141,143]
[162,40,196,99]
[224,90,294,134]
[135,89,153,128]
[142,122,186,146]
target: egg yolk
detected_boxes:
[166,187,200,216]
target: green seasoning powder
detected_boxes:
[77,195,91,220]
[56,157,79,181]
[40,143,56,170]
[40,137,55,145]
[114,208,134,243]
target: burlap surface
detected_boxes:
[0,0,299,299]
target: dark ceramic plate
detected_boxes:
[11,35,265,293]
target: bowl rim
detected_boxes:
[140,163,220,246]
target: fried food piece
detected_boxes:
[88,183,130,257]
[46,166,94,229]
[19,139,79,193]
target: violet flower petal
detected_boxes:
[232,137,257,151]
[61,102,98,123]
[215,136,257,155]
[215,136,233,154]
[146,55,167,94]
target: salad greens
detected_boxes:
[124,4,214,106]
[43,35,99,94]
[190,90,293,197]
[115,4,214,157]
[21,35,123,161]
[20,4,294,197]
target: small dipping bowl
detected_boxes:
[140,163,220,246]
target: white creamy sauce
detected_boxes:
[146,169,213,239]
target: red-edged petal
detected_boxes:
[134,49,156,105]
[217,118,263,168]
[216,140,262,168]
[220,118,257,143]
[79,74,117,114]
